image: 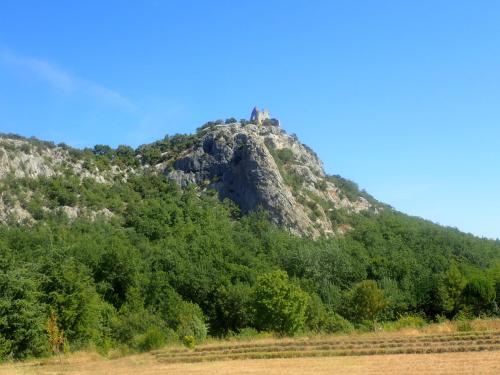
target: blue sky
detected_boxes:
[1,1,499,239]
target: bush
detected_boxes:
[323,313,355,333]
[455,312,473,332]
[377,314,427,331]
[345,280,388,323]
[0,268,48,359]
[251,270,309,335]
[176,302,208,342]
[133,326,168,352]
[182,335,196,349]
[228,328,266,341]
[275,148,294,164]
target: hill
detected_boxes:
[0,120,499,360]
[0,121,379,237]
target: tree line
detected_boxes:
[0,174,499,360]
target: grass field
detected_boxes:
[1,351,499,375]
[1,321,499,374]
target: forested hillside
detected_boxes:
[0,130,499,360]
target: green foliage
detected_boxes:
[137,134,199,165]
[275,148,294,164]
[435,263,467,317]
[0,160,498,359]
[133,326,168,352]
[455,312,473,332]
[175,302,208,342]
[252,271,309,335]
[40,256,107,348]
[462,276,496,316]
[345,280,388,323]
[377,314,426,331]
[0,266,47,359]
[182,335,196,349]
[327,174,377,204]
[208,283,252,335]
[265,144,304,191]
[322,312,355,334]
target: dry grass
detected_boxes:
[1,319,499,374]
[1,351,499,375]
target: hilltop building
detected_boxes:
[250,107,280,126]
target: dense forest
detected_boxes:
[0,134,499,360]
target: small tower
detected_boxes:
[250,107,270,126]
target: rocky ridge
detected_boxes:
[0,124,378,237]
[162,123,375,237]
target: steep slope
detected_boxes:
[162,123,376,237]
[0,124,379,237]
[0,135,130,224]
[1,124,499,361]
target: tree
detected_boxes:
[208,283,252,335]
[0,267,47,359]
[41,257,107,348]
[462,276,496,316]
[435,263,466,317]
[251,270,308,335]
[47,310,65,355]
[346,280,388,323]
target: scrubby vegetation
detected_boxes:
[0,171,498,361]
[0,133,499,361]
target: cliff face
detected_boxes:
[162,123,374,237]
[0,123,378,237]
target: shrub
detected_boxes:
[251,270,309,335]
[462,276,496,316]
[275,148,294,164]
[0,268,48,359]
[133,326,167,352]
[230,328,264,341]
[345,280,388,323]
[455,312,473,332]
[182,335,196,349]
[323,313,355,333]
[176,302,208,342]
[378,314,427,331]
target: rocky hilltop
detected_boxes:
[0,121,380,237]
[163,123,375,237]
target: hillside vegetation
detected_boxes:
[0,128,499,361]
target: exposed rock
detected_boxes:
[164,123,375,237]
[0,123,379,237]
[60,205,79,219]
[0,197,33,224]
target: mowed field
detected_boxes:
[2,326,500,375]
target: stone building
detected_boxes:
[250,107,270,125]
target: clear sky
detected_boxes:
[1,1,499,239]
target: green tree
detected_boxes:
[0,267,47,359]
[209,283,252,335]
[346,280,388,323]
[40,256,108,348]
[462,276,496,316]
[251,270,309,335]
[435,263,466,317]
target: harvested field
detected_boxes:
[1,351,499,375]
[1,330,499,374]
[151,330,500,364]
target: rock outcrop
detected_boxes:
[164,123,374,237]
[1,123,377,237]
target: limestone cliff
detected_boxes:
[0,124,379,237]
[162,123,376,237]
